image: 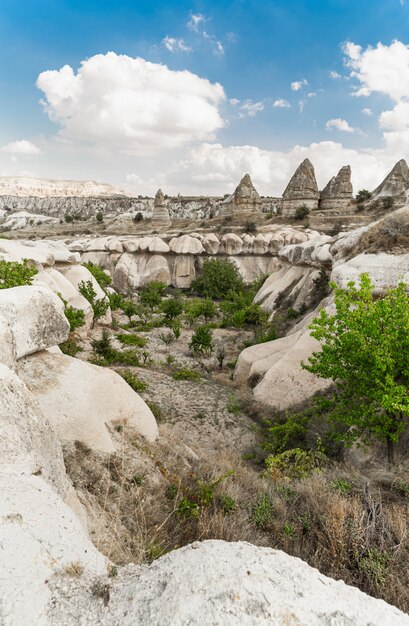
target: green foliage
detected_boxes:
[64,305,86,332]
[116,333,147,347]
[177,497,200,519]
[216,345,226,369]
[392,480,409,498]
[64,213,74,223]
[120,370,148,392]
[359,549,389,587]
[83,262,111,290]
[145,400,163,421]
[265,444,328,480]
[303,274,409,462]
[120,299,138,323]
[60,338,83,357]
[78,280,109,322]
[330,479,353,496]
[96,211,103,223]
[226,395,240,415]
[140,281,167,310]
[175,471,234,519]
[192,258,243,300]
[108,292,124,310]
[282,522,297,539]
[383,196,395,210]
[189,325,214,354]
[91,330,115,360]
[161,298,183,320]
[219,494,236,514]
[186,298,217,322]
[243,221,257,234]
[264,411,310,454]
[295,204,310,220]
[0,258,38,289]
[356,189,372,203]
[251,494,274,529]
[91,330,141,366]
[170,319,181,340]
[172,368,201,381]
[158,331,175,348]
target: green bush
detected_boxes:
[120,299,138,323]
[295,204,310,220]
[64,305,86,332]
[161,298,183,320]
[251,494,274,529]
[0,259,38,289]
[120,370,148,392]
[189,325,214,354]
[356,189,372,203]
[264,411,310,454]
[60,338,83,357]
[140,281,167,310]
[116,333,147,347]
[172,368,201,381]
[78,280,109,322]
[265,444,328,480]
[192,259,243,300]
[330,479,353,496]
[96,211,103,223]
[83,262,111,290]
[186,299,217,322]
[108,292,124,310]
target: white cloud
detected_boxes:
[187,13,205,32]
[238,100,265,117]
[362,107,373,116]
[343,39,409,101]
[326,118,356,133]
[330,71,341,79]
[307,92,317,98]
[291,79,308,91]
[229,98,240,107]
[36,52,226,152]
[273,99,291,108]
[162,37,191,52]
[1,140,41,155]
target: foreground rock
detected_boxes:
[48,540,409,626]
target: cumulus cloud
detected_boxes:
[186,12,224,56]
[36,52,226,152]
[273,99,291,108]
[362,107,373,116]
[238,100,265,117]
[343,39,409,101]
[1,140,41,155]
[326,118,356,133]
[330,71,341,79]
[291,79,308,91]
[162,37,191,52]
[187,13,206,32]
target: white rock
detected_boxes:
[17,351,159,453]
[332,253,409,293]
[0,239,54,266]
[221,233,243,255]
[0,286,69,359]
[148,237,170,253]
[169,235,204,255]
[58,265,112,325]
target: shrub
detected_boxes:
[64,305,86,332]
[108,292,124,310]
[189,325,214,354]
[120,370,148,392]
[96,211,103,223]
[356,189,372,203]
[265,445,328,480]
[330,479,353,496]
[121,299,139,323]
[116,333,147,347]
[158,331,175,349]
[172,368,201,381]
[145,400,163,421]
[133,212,143,223]
[226,395,240,415]
[64,213,74,223]
[0,259,38,289]
[140,281,167,310]
[383,196,394,210]
[186,299,217,322]
[192,259,243,300]
[83,262,111,290]
[161,298,183,320]
[78,280,109,323]
[91,330,115,360]
[264,411,311,454]
[216,345,226,369]
[60,338,83,357]
[295,204,310,220]
[243,221,257,234]
[251,494,274,529]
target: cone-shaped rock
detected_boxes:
[152,188,171,223]
[320,165,353,211]
[281,159,319,217]
[372,159,409,201]
[220,173,262,218]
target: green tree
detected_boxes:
[189,325,214,355]
[140,281,167,310]
[355,189,372,203]
[303,274,409,464]
[192,259,243,300]
[188,298,217,322]
[121,299,138,323]
[83,262,111,290]
[78,280,109,324]
[0,259,38,289]
[161,298,183,320]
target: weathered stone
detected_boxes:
[152,189,171,224]
[281,158,319,217]
[320,165,353,211]
[220,174,262,218]
[372,159,409,201]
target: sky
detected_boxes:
[1,0,409,196]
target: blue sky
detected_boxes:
[1,0,409,195]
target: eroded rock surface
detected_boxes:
[281,158,319,216]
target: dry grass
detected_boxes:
[63,430,409,613]
[63,561,85,577]
[352,208,409,256]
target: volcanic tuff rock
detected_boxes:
[220,173,262,218]
[372,158,409,201]
[151,188,171,224]
[281,158,319,217]
[320,165,353,211]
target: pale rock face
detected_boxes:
[23,239,80,264]
[372,158,409,201]
[172,255,196,288]
[152,188,171,223]
[241,234,255,253]
[17,351,159,453]
[169,235,204,255]
[332,253,409,293]
[254,263,307,313]
[252,234,269,254]
[278,234,332,267]
[202,233,220,255]
[148,236,170,253]
[0,238,55,266]
[46,540,409,625]
[58,265,112,325]
[281,158,319,216]
[221,233,243,255]
[113,253,171,291]
[320,165,353,211]
[220,173,262,217]
[0,286,69,359]
[122,238,142,253]
[107,238,123,253]
[0,210,59,231]
[0,474,107,626]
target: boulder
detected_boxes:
[58,265,112,325]
[221,233,243,255]
[0,286,69,359]
[148,237,170,253]
[372,159,409,202]
[17,351,159,453]
[281,158,319,217]
[332,253,409,293]
[169,235,204,255]
[0,239,55,266]
[202,233,220,255]
[320,165,353,211]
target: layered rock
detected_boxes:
[220,174,262,218]
[372,159,409,201]
[151,189,171,224]
[281,159,319,217]
[320,165,353,211]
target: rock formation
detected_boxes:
[320,165,353,211]
[151,188,171,224]
[220,173,262,218]
[372,158,409,202]
[281,158,319,217]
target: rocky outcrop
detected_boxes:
[320,165,353,211]
[281,158,319,217]
[331,252,409,292]
[220,174,263,218]
[151,189,171,224]
[372,159,409,201]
